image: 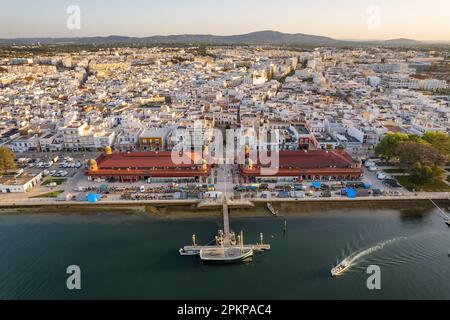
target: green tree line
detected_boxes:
[375,132,450,184]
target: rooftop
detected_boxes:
[249,150,354,168]
[0,172,39,185]
[95,151,209,169]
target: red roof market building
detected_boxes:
[240,150,363,183]
[86,149,212,183]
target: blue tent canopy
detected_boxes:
[88,194,101,203]
[345,188,357,198]
[311,182,322,188]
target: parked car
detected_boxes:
[365,161,375,168]
[377,172,387,180]
[383,179,401,188]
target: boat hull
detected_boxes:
[267,203,278,216]
[179,248,199,256]
[331,261,351,277]
[200,247,253,264]
[331,265,351,277]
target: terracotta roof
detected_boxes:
[241,150,361,177]
[252,150,354,168]
[95,151,207,169]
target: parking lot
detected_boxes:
[18,156,84,176]
[361,160,410,196]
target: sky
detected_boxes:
[0,0,449,41]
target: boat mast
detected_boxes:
[221,233,225,257]
[240,230,244,253]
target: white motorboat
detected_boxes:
[331,259,351,277]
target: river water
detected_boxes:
[0,207,449,299]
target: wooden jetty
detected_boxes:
[180,197,271,260]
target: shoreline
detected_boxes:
[1,197,449,219]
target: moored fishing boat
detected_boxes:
[200,230,253,264]
[267,203,278,216]
[199,246,253,264]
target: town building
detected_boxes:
[0,171,44,193]
[240,150,362,183]
[86,148,212,183]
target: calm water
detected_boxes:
[0,207,450,299]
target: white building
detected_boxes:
[9,136,40,153]
[0,171,43,193]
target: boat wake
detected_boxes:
[338,236,409,272]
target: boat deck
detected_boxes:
[200,247,251,258]
[182,244,271,254]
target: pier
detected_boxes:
[429,199,450,218]
[222,199,230,239]
[429,199,450,226]
[197,199,254,209]
[181,197,271,258]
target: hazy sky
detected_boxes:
[0,0,449,40]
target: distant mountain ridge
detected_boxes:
[0,30,430,46]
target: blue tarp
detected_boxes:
[311,182,322,188]
[88,194,101,203]
[278,191,290,198]
[345,188,357,198]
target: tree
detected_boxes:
[0,147,16,174]
[375,133,417,161]
[393,141,447,169]
[422,132,450,156]
[410,162,444,184]
[376,132,450,186]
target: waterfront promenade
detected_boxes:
[1,193,449,211]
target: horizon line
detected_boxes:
[0,30,449,43]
